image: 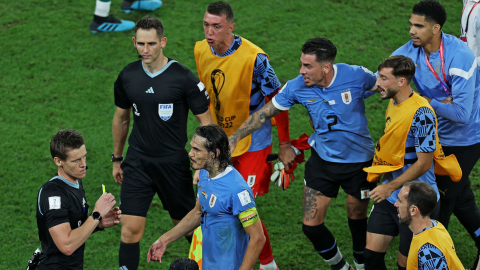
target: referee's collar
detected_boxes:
[50,174,79,189]
[141,59,177,78]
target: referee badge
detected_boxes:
[158,104,173,121]
[341,90,352,105]
[209,194,217,208]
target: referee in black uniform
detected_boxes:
[112,16,213,270]
[36,129,121,269]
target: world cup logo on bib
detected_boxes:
[158,104,173,121]
[210,69,225,112]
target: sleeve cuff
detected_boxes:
[272,97,290,111]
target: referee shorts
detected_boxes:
[120,147,195,220]
[304,149,375,200]
[367,198,441,256]
[232,144,273,198]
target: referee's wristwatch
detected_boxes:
[111,154,123,162]
[91,211,102,222]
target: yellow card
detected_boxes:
[102,184,106,194]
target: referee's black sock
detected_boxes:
[348,217,367,265]
[303,223,347,269]
[119,241,140,270]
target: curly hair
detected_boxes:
[301,37,337,64]
[194,124,231,171]
[412,0,447,29]
[134,15,164,38]
[50,129,85,160]
[206,1,234,22]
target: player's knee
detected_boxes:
[121,222,145,242]
[363,249,386,270]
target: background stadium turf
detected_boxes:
[1,0,477,269]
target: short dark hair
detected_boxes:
[412,0,447,29]
[378,55,416,84]
[403,181,437,218]
[301,38,337,64]
[194,124,231,171]
[169,257,199,270]
[134,15,164,38]
[207,1,234,22]
[50,129,85,161]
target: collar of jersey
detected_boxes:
[415,220,438,235]
[210,166,233,180]
[142,59,177,78]
[326,65,338,88]
[210,34,242,57]
[50,175,79,189]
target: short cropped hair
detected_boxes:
[50,129,85,161]
[301,38,337,64]
[207,1,234,22]
[412,0,447,29]
[169,257,199,270]
[377,55,416,84]
[134,15,164,38]
[403,181,437,218]
[194,124,231,171]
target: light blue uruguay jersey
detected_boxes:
[393,32,480,146]
[197,166,256,270]
[273,64,377,163]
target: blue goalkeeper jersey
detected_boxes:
[392,32,480,147]
[273,63,377,163]
[197,166,256,270]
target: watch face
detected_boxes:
[92,211,102,220]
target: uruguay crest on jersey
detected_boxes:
[158,103,173,121]
[341,90,352,105]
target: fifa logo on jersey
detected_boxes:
[158,104,173,121]
[341,89,352,105]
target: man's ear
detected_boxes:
[432,23,441,35]
[54,157,63,167]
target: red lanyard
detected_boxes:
[462,2,480,36]
[424,38,452,96]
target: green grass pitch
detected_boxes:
[1,0,478,269]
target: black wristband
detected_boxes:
[111,154,123,162]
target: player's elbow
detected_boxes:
[250,230,266,247]
[58,244,76,256]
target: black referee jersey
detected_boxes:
[114,59,210,158]
[36,175,89,270]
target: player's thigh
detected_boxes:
[366,200,399,252]
[232,145,273,198]
[302,185,332,225]
[151,153,196,221]
[120,151,156,218]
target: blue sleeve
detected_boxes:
[272,80,297,110]
[413,107,436,153]
[430,54,478,123]
[231,187,256,216]
[358,66,378,99]
[253,53,281,96]
[417,243,447,270]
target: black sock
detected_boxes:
[119,241,140,270]
[303,223,338,259]
[348,218,367,264]
[364,249,386,270]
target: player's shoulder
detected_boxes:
[337,63,374,75]
[392,40,417,57]
[284,75,307,90]
[443,33,476,63]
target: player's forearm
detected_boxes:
[239,226,265,270]
[52,217,100,256]
[387,156,433,191]
[112,113,130,157]
[160,208,201,245]
[230,101,281,144]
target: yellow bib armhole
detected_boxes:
[238,207,260,228]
